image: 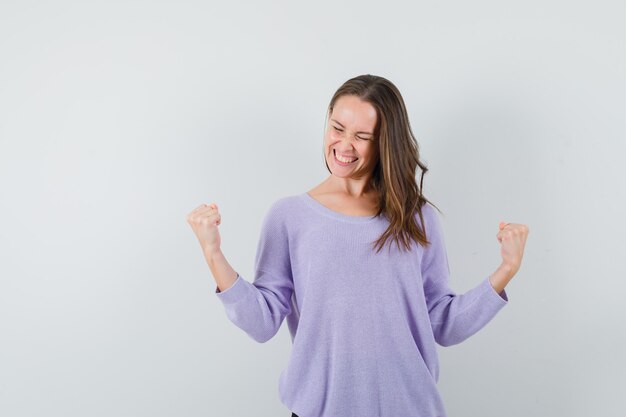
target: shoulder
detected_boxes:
[414,201,446,250]
[266,194,300,215]
[262,194,303,225]
[415,201,439,229]
[258,195,304,241]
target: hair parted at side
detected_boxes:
[323,74,443,254]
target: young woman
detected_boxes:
[187,74,529,417]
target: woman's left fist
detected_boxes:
[497,221,529,277]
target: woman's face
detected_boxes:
[324,95,378,178]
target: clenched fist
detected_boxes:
[186,202,222,255]
[496,221,529,278]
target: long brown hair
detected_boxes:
[323,74,443,254]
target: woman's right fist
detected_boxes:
[186,202,222,255]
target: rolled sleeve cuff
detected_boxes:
[482,275,509,305]
[215,273,250,305]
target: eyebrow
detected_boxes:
[330,119,374,136]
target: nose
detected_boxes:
[338,132,357,148]
[336,141,355,153]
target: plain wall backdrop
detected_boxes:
[1,0,624,416]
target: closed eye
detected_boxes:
[333,126,368,140]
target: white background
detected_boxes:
[1,0,624,416]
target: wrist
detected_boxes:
[498,262,517,279]
[203,247,224,264]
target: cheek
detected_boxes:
[324,134,337,148]
[323,139,333,154]
[358,143,372,157]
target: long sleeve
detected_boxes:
[214,200,294,343]
[420,204,509,347]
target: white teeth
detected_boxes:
[335,151,357,163]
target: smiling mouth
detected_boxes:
[333,149,358,163]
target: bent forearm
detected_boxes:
[204,248,238,292]
[488,263,515,294]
